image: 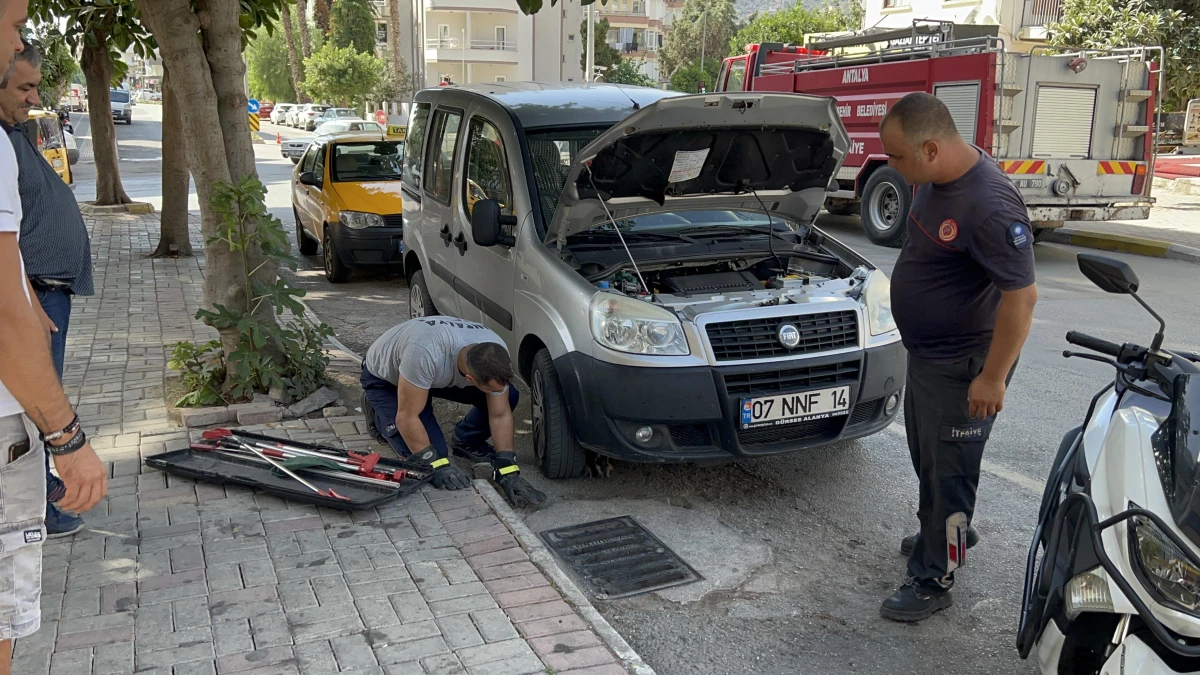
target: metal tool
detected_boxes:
[218,435,350,501]
[202,429,425,482]
[189,443,402,489]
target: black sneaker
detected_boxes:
[450,437,494,463]
[900,526,981,557]
[880,578,952,622]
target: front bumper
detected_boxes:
[327,220,404,268]
[281,146,308,159]
[1027,203,1151,223]
[552,341,906,463]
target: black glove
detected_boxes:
[411,447,472,490]
[492,452,546,508]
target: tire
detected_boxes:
[295,208,317,255]
[1033,222,1061,243]
[825,203,857,216]
[322,227,351,283]
[291,157,299,165]
[531,349,587,479]
[861,167,911,248]
[408,270,436,318]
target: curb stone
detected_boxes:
[477,479,658,675]
[1041,227,1200,264]
[1152,175,1200,196]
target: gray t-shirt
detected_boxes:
[365,317,507,389]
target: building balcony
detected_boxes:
[1018,0,1063,40]
[426,38,520,63]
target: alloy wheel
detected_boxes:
[531,369,546,461]
[409,284,426,318]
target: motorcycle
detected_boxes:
[1017,253,1200,673]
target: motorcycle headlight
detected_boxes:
[863,269,897,336]
[590,293,689,356]
[340,211,385,230]
[1065,566,1114,620]
[1131,515,1200,616]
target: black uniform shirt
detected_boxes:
[890,151,1036,362]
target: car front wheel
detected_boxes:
[408,270,436,318]
[322,227,350,283]
[531,348,587,479]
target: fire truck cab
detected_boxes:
[717,22,1160,247]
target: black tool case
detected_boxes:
[146,445,430,511]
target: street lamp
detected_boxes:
[462,28,467,84]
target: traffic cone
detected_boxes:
[276,132,282,145]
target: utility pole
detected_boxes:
[462,28,467,84]
[585,1,595,82]
[699,8,707,74]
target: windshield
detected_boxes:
[331,141,403,182]
[309,105,329,113]
[334,109,358,118]
[525,126,608,225]
[110,90,129,103]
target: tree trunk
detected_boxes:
[135,0,248,359]
[280,2,304,101]
[152,66,192,258]
[388,0,403,87]
[80,36,131,206]
[313,0,331,34]
[297,0,312,60]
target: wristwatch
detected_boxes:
[40,413,80,444]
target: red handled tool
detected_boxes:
[189,443,403,489]
[201,429,422,482]
[206,433,350,501]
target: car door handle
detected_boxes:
[453,232,468,256]
[440,224,453,246]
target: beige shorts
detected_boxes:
[0,414,46,640]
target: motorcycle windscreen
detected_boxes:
[1163,374,1200,548]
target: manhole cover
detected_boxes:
[539,516,702,599]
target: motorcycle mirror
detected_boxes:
[1078,253,1140,294]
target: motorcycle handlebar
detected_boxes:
[1066,331,1122,357]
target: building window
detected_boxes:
[376,22,387,44]
[882,0,910,7]
[495,26,507,48]
[568,33,575,41]
[437,24,451,47]
[496,75,507,82]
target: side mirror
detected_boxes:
[470,199,516,247]
[1078,253,1139,294]
[298,171,320,187]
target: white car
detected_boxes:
[313,120,382,136]
[295,104,330,131]
[64,130,78,165]
[271,103,295,125]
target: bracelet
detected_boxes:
[47,428,86,456]
[40,413,80,444]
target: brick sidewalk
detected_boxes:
[18,213,637,675]
[1068,187,1200,251]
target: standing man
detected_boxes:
[877,93,1038,622]
[0,0,109,670]
[0,38,95,538]
[360,316,546,508]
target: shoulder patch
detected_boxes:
[1007,221,1033,249]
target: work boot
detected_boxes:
[900,525,980,557]
[880,577,952,622]
[450,436,494,463]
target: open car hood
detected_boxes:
[545,92,850,246]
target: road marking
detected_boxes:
[882,422,1042,494]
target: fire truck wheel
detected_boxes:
[1032,224,1060,243]
[861,168,910,248]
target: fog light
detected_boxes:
[884,392,900,415]
[634,426,654,445]
[1065,566,1114,619]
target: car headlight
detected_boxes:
[1131,515,1200,616]
[590,293,689,356]
[340,211,385,229]
[863,269,897,336]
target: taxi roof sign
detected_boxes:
[386,124,406,139]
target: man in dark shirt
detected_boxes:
[877,93,1038,621]
[1,39,95,538]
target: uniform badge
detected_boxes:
[938,219,958,242]
[1008,221,1032,249]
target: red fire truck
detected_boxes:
[715,22,1161,247]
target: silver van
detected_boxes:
[400,83,905,479]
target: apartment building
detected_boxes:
[375,0,584,89]
[598,0,670,82]
[862,0,1064,51]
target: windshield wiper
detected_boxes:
[575,229,701,244]
[677,224,800,243]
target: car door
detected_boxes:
[452,113,517,335]
[420,105,466,318]
[295,142,326,240]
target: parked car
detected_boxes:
[64,129,78,165]
[109,89,133,124]
[314,120,383,136]
[258,101,275,119]
[298,104,332,131]
[292,132,404,282]
[312,108,361,127]
[271,103,296,125]
[285,105,306,127]
[400,83,905,479]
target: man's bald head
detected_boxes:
[878,92,974,186]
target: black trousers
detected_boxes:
[904,352,1016,588]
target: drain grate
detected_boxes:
[539,516,702,600]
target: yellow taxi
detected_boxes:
[292,129,405,282]
[23,109,71,185]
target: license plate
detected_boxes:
[740,386,851,429]
[1013,178,1044,189]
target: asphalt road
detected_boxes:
[79,105,1200,675]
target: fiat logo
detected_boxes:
[777,324,801,349]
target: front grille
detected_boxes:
[705,310,858,362]
[723,360,860,397]
[669,424,712,447]
[737,416,845,446]
[847,398,881,426]
[381,214,403,229]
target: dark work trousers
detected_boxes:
[360,365,519,459]
[905,352,1017,589]
[37,289,71,506]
